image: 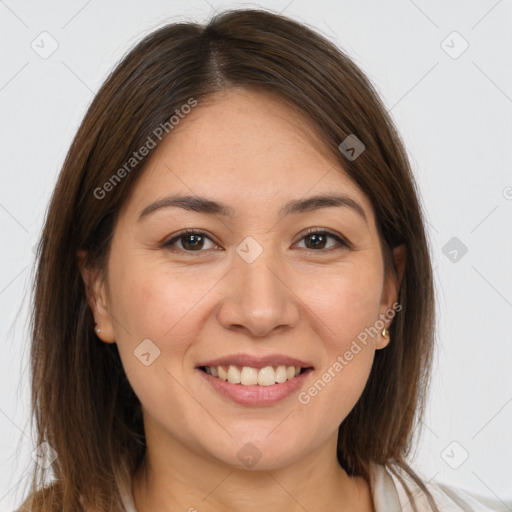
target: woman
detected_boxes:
[20,8,507,512]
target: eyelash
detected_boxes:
[162,228,351,255]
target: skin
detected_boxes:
[80,88,406,512]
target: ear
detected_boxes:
[77,249,115,343]
[376,244,406,349]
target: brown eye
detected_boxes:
[296,230,350,251]
[163,230,218,252]
[180,233,206,250]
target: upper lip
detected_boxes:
[197,353,314,369]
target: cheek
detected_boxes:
[305,261,383,347]
[294,264,382,422]
[107,251,212,342]
[106,261,210,438]
[105,254,224,397]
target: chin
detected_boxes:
[200,432,306,471]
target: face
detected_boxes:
[83,88,404,472]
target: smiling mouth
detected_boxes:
[199,365,313,386]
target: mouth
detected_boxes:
[195,354,315,406]
[198,364,313,386]
[196,364,314,406]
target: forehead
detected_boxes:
[123,88,375,224]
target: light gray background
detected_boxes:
[1,0,511,509]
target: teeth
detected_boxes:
[257,366,275,386]
[240,367,258,385]
[227,365,241,384]
[204,364,306,386]
[218,366,228,381]
[275,365,287,383]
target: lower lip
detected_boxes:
[196,368,313,406]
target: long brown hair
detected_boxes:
[21,8,437,511]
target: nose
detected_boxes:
[216,246,300,338]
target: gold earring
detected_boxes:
[381,327,390,340]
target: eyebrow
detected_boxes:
[138,193,367,223]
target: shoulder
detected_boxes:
[369,462,512,511]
